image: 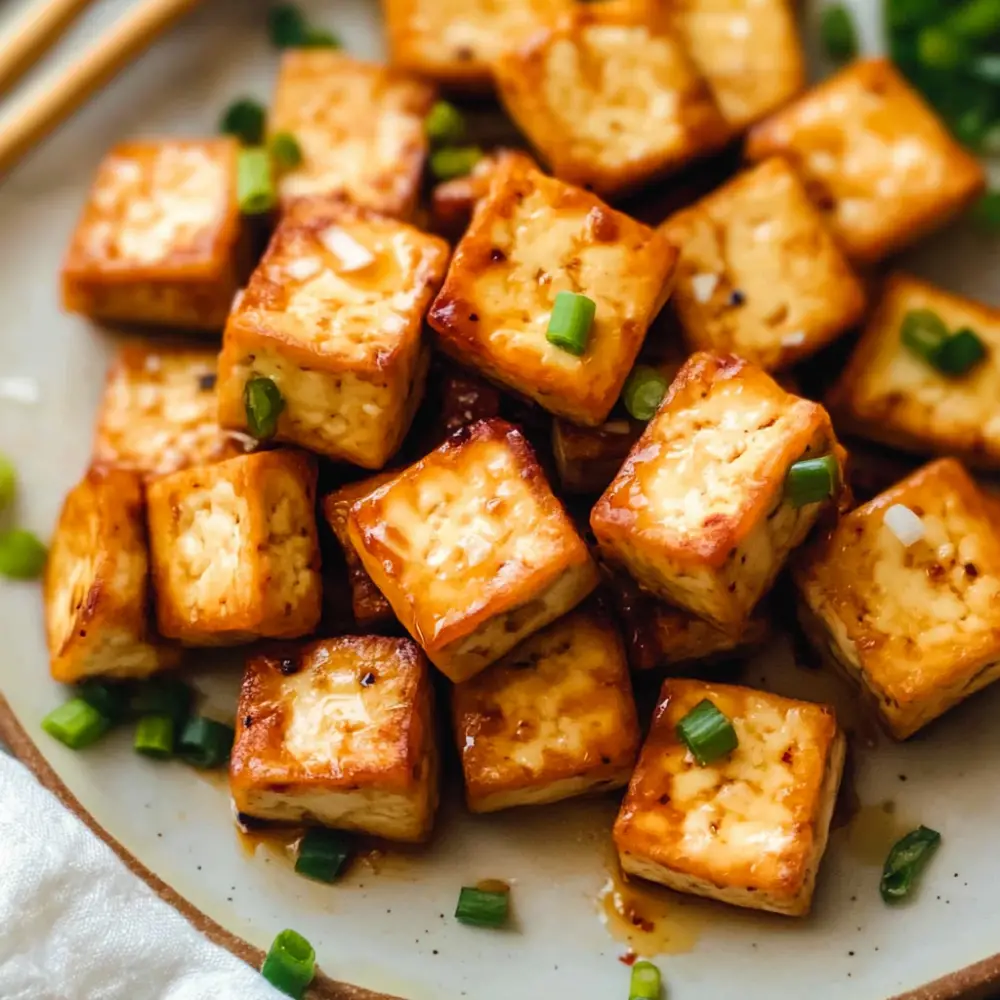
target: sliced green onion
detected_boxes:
[269,131,303,171]
[42,698,110,750]
[972,191,1000,231]
[916,26,967,71]
[260,928,316,999]
[268,4,308,47]
[76,679,130,723]
[302,26,341,48]
[901,308,950,362]
[130,677,193,722]
[935,328,986,376]
[676,699,739,766]
[622,366,669,421]
[425,101,465,145]
[220,99,266,146]
[785,455,838,508]
[629,960,662,1000]
[244,376,285,439]
[880,825,942,903]
[429,146,482,181]
[134,714,175,760]
[0,529,47,579]
[886,0,946,29]
[0,454,15,511]
[455,886,510,928]
[821,4,859,62]
[944,0,1000,41]
[295,828,353,883]
[177,716,234,769]
[237,147,276,215]
[546,291,596,357]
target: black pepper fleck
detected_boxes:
[198,373,217,391]
[361,672,376,687]
[279,658,297,675]
[728,289,746,307]
[243,715,253,727]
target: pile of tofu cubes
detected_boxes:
[47,0,1000,920]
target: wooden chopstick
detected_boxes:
[0,0,204,178]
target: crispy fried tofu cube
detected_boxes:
[217,200,449,469]
[44,468,179,682]
[827,274,1000,469]
[451,607,640,812]
[660,158,867,372]
[348,419,600,682]
[745,59,986,264]
[493,4,731,196]
[591,353,844,631]
[794,459,1000,740]
[147,450,321,646]
[380,0,572,91]
[428,161,677,426]
[614,679,845,915]
[230,636,438,841]
[269,51,435,218]
[61,139,244,330]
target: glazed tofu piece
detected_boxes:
[428,160,677,426]
[451,607,640,812]
[827,274,1000,469]
[269,51,435,218]
[380,0,572,91]
[230,636,438,842]
[61,138,244,330]
[44,468,179,683]
[591,353,844,631]
[146,450,321,646]
[794,459,1000,740]
[493,4,731,197]
[348,419,600,682]
[745,59,986,264]
[660,158,867,371]
[552,417,643,495]
[92,342,251,479]
[614,679,845,915]
[217,200,449,469]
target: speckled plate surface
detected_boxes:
[2,2,1000,998]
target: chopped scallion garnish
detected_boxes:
[916,25,967,70]
[269,131,303,171]
[429,146,482,181]
[302,26,341,48]
[177,716,235,769]
[546,291,596,357]
[629,960,662,1000]
[42,698,110,750]
[77,679,130,723]
[237,147,277,215]
[130,677,193,722]
[935,327,986,375]
[972,191,1000,231]
[0,529,47,579]
[220,99,266,146]
[901,310,987,376]
[880,825,942,903]
[455,885,510,928]
[0,454,15,511]
[244,376,285,439]
[821,4,859,61]
[268,4,308,48]
[785,455,838,508]
[944,0,1000,41]
[260,928,316,999]
[675,699,739,766]
[425,101,465,146]
[622,366,669,422]
[134,714,175,760]
[295,828,353,883]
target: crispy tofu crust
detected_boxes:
[493,4,731,196]
[147,450,322,646]
[660,158,867,371]
[269,51,436,219]
[591,353,844,630]
[61,139,245,330]
[230,636,438,842]
[745,59,986,264]
[217,199,449,469]
[794,458,1000,740]
[44,468,179,682]
[827,274,1000,469]
[428,160,677,426]
[452,606,640,812]
[614,679,845,915]
[348,419,600,682]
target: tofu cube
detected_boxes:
[428,160,677,426]
[660,157,867,372]
[348,419,600,682]
[493,4,731,197]
[794,458,1000,739]
[230,636,438,842]
[827,274,1000,469]
[269,51,435,219]
[745,59,986,264]
[614,679,845,915]
[591,353,844,631]
[451,606,640,813]
[146,450,321,646]
[217,199,449,469]
[61,139,245,330]
[44,468,179,682]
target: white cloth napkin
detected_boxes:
[0,754,284,1000]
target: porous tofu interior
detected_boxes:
[262,470,319,609]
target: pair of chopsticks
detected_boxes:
[0,0,203,177]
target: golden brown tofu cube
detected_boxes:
[230,636,438,842]
[147,450,321,646]
[44,468,179,683]
[380,0,572,91]
[827,274,1000,469]
[428,160,677,426]
[614,679,844,915]
[452,607,640,813]
[745,59,986,264]
[660,158,867,371]
[61,139,244,330]
[493,4,731,196]
[794,459,1000,740]
[348,419,600,682]
[591,353,844,631]
[269,51,435,219]
[217,200,449,469]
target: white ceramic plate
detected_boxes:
[2,2,1000,998]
